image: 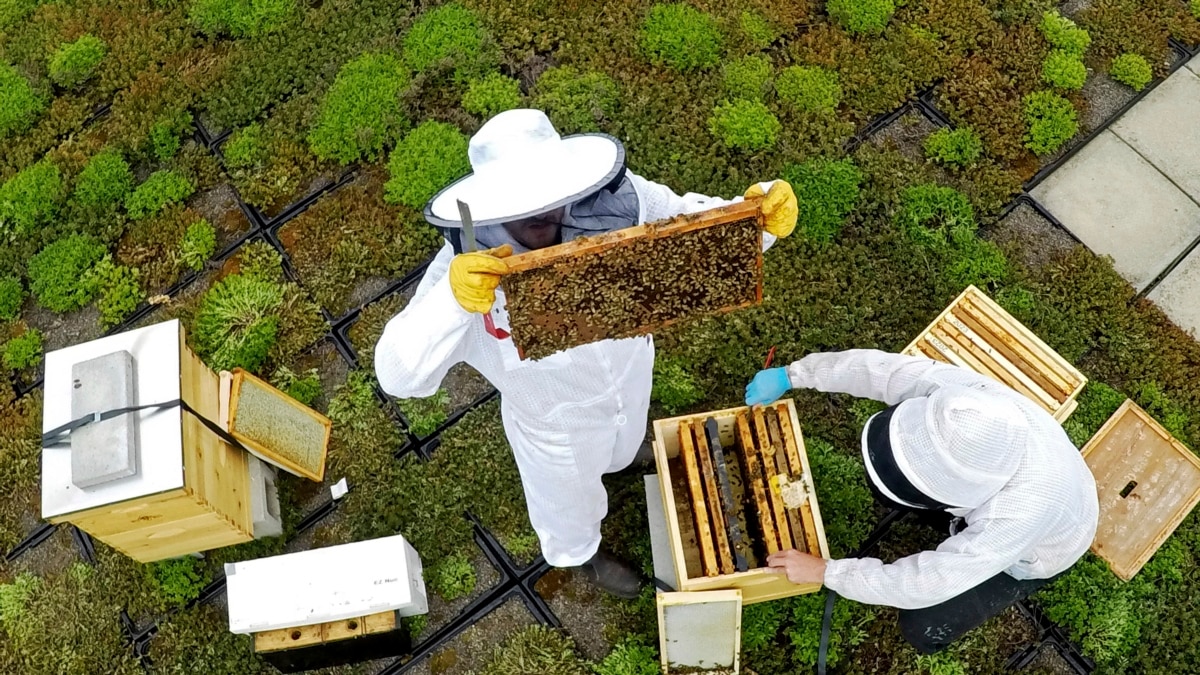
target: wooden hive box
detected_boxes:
[651,399,830,604]
[1082,400,1200,581]
[501,199,764,360]
[902,285,1086,422]
[41,319,253,562]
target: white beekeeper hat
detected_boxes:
[424,109,626,228]
[888,387,1028,508]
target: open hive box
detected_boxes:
[903,285,1087,422]
[501,199,764,360]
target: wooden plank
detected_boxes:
[102,509,252,562]
[652,422,696,589]
[960,292,1083,391]
[677,420,720,577]
[923,333,974,370]
[255,623,324,653]
[693,421,735,575]
[950,305,1071,400]
[775,403,823,557]
[901,287,974,356]
[735,411,778,556]
[913,339,947,362]
[765,407,807,550]
[49,488,194,530]
[752,407,792,553]
[931,323,1058,411]
[943,314,1063,412]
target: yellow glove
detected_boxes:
[449,244,513,314]
[745,181,798,239]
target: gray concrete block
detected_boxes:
[1148,244,1200,338]
[71,350,138,489]
[1188,54,1200,78]
[1032,131,1200,291]
[249,456,283,539]
[1111,68,1200,202]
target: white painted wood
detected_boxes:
[225,534,428,634]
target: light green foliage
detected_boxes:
[594,639,659,675]
[87,257,144,328]
[179,219,216,271]
[708,99,780,151]
[384,121,470,209]
[403,3,492,79]
[651,357,702,414]
[2,328,41,370]
[27,234,106,312]
[480,625,591,675]
[533,66,619,134]
[0,160,64,239]
[1193,0,1200,19]
[916,651,968,675]
[895,183,976,248]
[193,273,284,372]
[1039,10,1090,57]
[995,285,1036,318]
[739,11,778,51]
[48,35,107,89]
[150,109,193,161]
[722,55,772,101]
[462,73,522,119]
[222,123,264,168]
[147,557,210,608]
[1042,50,1087,91]
[397,389,450,437]
[806,437,873,556]
[189,0,296,37]
[73,149,133,210]
[1109,53,1152,91]
[943,228,1010,290]
[788,590,870,667]
[0,573,41,636]
[0,276,21,320]
[782,158,862,242]
[271,366,322,406]
[742,601,787,652]
[923,127,983,168]
[0,0,38,32]
[425,552,476,600]
[1134,382,1190,440]
[0,63,45,139]
[309,53,410,164]
[775,65,841,113]
[640,3,723,72]
[126,171,196,220]
[1061,382,1126,447]
[236,239,283,282]
[1023,90,1078,155]
[827,0,895,36]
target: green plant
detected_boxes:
[0,276,21,320]
[942,229,1010,290]
[739,11,779,50]
[179,219,216,271]
[1023,90,1078,156]
[309,53,410,165]
[192,273,284,372]
[0,0,38,32]
[87,257,144,329]
[1039,10,1090,56]
[150,109,193,161]
[782,158,862,242]
[384,121,470,209]
[1042,50,1087,91]
[916,651,968,675]
[127,171,196,220]
[237,239,283,282]
[895,183,976,248]
[0,572,40,635]
[403,3,493,80]
[1109,53,1153,91]
[0,63,45,139]
[533,67,619,134]
[0,160,64,239]
[708,99,780,151]
[827,0,895,36]
[1061,382,1126,447]
[722,55,772,101]
[147,557,209,608]
[425,552,476,600]
[651,357,702,414]
[923,127,984,168]
[2,328,41,371]
[397,389,450,437]
[74,149,133,210]
[806,437,874,556]
[480,625,591,675]
[222,123,265,168]
[742,601,788,653]
[594,639,659,675]
[1134,382,1190,440]
[775,65,841,113]
[27,234,107,312]
[271,366,322,406]
[1193,0,1200,19]
[640,3,723,72]
[462,73,522,119]
[48,35,107,89]
[189,0,296,37]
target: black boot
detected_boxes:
[578,550,643,599]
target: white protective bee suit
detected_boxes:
[786,350,1099,609]
[375,172,777,567]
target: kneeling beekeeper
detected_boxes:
[745,349,1099,653]
[374,109,798,598]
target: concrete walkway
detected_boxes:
[1033,54,1200,336]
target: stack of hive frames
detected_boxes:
[902,285,1087,422]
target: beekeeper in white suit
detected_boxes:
[745,349,1098,652]
[374,109,798,598]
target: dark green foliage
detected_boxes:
[1040,9,1091,56]
[739,11,779,51]
[0,276,21,320]
[73,149,133,211]
[271,366,322,406]
[192,273,284,372]
[237,240,283,282]
[27,234,106,312]
[640,3,723,72]
[384,121,469,209]
[2,328,41,371]
[1042,50,1087,91]
[179,219,216,271]
[533,67,619,134]
[190,0,296,37]
[425,552,476,600]
[309,53,410,165]
[722,55,772,101]
[403,3,493,80]
[708,99,780,151]
[0,63,45,139]
[48,35,107,89]
[222,123,265,169]
[87,257,144,329]
[742,600,788,652]
[149,110,193,161]
[593,639,658,675]
[894,183,976,248]
[775,65,841,113]
[923,127,984,168]
[127,171,196,220]
[462,73,522,119]
[147,557,210,608]
[827,0,895,36]
[1134,381,1190,440]
[1023,90,1078,156]
[397,389,450,437]
[0,160,64,240]
[782,158,862,242]
[480,626,591,675]
[1110,53,1152,91]
[651,357,702,414]
[787,591,869,668]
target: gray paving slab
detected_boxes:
[1148,243,1200,338]
[1111,67,1200,201]
[1032,130,1200,291]
[1189,54,1199,78]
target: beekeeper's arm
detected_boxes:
[628,173,796,250]
[792,349,1001,404]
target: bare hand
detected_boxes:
[766,549,827,585]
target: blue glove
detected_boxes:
[745,367,792,407]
